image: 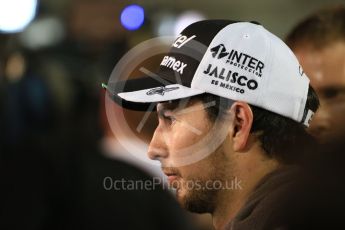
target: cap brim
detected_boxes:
[103,77,204,111]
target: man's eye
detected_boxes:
[157,109,177,125]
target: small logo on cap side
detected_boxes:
[146,86,180,96]
[299,66,305,77]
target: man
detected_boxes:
[104,20,319,229]
[286,6,345,229]
[286,5,345,143]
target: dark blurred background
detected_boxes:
[0,0,344,229]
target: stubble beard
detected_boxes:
[176,147,230,214]
[178,178,218,214]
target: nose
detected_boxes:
[147,126,169,161]
[308,103,331,138]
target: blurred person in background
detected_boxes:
[286,5,345,143]
[286,5,345,229]
[0,43,58,230]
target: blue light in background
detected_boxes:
[120,4,145,31]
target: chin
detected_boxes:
[176,186,215,214]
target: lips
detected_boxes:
[163,169,180,186]
[164,172,178,180]
[167,175,179,184]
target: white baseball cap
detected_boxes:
[104,20,312,125]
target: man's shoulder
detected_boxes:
[228,165,345,230]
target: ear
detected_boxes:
[228,102,253,152]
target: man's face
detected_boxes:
[147,99,235,213]
[294,41,345,142]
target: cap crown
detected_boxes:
[159,20,310,122]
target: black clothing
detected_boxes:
[226,165,345,230]
[1,145,196,230]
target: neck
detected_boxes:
[211,146,280,230]
[212,185,249,230]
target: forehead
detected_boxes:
[295,41,345,90]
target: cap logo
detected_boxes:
[172,34,196,49]
[160,56,187,74]
[211,44,229,59]
[210,44,265,77]
[203,63,257,93]
[146,86,180,96]
[299,65,304,77]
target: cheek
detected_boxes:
[330,113,345,133]
[314,100,345,124]
[162,110,218,166]
[167,121,211,154]
[178,158,214,182]
[164,126,202,165]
